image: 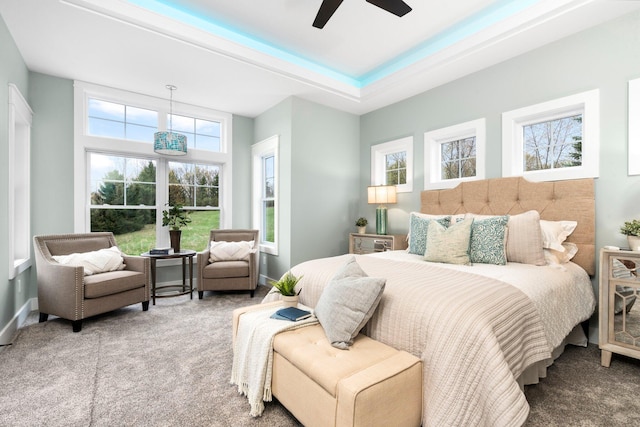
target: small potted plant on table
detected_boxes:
[162,203,192,252]
[269,271,303,307]
[621,219,640,251]
[356,217,368,234]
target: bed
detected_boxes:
[264,177,596,427]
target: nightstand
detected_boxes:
[348,233,408,255]
[599,248,640,367]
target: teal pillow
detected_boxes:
[424,218,473,265]
[469,216,509,265]
[408,215,450,255]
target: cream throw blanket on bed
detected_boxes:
[230,306,318,417]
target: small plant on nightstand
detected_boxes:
[620,219,640,251]
[355,217,368,234]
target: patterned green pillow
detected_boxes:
[469,215,509,265]
[408,214,451,255]
[424,218,473,265]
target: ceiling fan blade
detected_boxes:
[366,0,412,17]
[313,0,344,29]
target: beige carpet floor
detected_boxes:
[1,284,639,426]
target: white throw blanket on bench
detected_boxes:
[231,305,318,417]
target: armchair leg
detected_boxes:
[250,290,255,298]
[72,320,82,333]
[142,301,149,311]
[39,313,48,323]
[198,291,204,300]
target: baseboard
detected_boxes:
[259,274,277,286]
[0,297,38,345]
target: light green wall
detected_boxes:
[289,97,360,265]
[254,98,294,280]
[254,97,360,280]
[231,114,255,228]
[0,15,30,338]
[360,11,640,339]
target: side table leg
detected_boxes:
[182,257,186,292]
[189,256,194,299]
[151,258,157,305]
[601,350,612,367]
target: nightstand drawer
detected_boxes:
[349,233,407,255]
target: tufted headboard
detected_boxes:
[421,177,595,275]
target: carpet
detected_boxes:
[1,285,639,426]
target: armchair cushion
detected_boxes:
[52,246,125,276]
[209,240,255,262]
[202,260,250,279]
[84,270,147,298]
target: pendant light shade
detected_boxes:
[154,131,187,156]
[154,84,187,156]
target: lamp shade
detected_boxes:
[367,185,397,204]
[154,131,187,156]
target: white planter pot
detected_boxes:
[628,236,640,251]
[358,226,366,234]
[281,295,299,307]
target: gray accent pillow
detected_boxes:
[314,256,386,349]
[424,218,473,265]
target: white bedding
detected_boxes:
[265,251,596,427]
[369,250,596,350]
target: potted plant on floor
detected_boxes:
[269,271,303,307]
[162,203,192,252]
[620,219,640,251]
[355,217,368,234]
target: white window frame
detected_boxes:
[629,78,640,175]
[73,81,233,248]
[252,135,279,255]
[424,118,486,190]
[370,136,413,192]
[8,84,33,279]
[502,89,599,181]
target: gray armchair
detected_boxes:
[33,232,150,332]
[196,229,259,299]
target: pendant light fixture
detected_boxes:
[154,84,187,156]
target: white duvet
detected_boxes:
[268,252,596,427]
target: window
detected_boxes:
[424,119,486,189]
[502,89,599,181]
[371,137,413,192]
[252,135,279,255]
[74,82,232,255]
[629,78,640,175]
[8,84,33,279]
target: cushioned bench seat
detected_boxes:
[233,303,422,427]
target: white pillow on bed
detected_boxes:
[539,220,577,252]
[314,256,386,350]
[544,242,578,264]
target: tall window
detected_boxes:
[74,82,232,254]
[8,84,33,279]
[252,135,278,255]
[502,89,599,181]
[371,137,413,192]
[424,119,485,189]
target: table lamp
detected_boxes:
[367,185,397,235]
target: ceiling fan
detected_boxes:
[313,0,412,29]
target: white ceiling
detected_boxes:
[2,0,640,117]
